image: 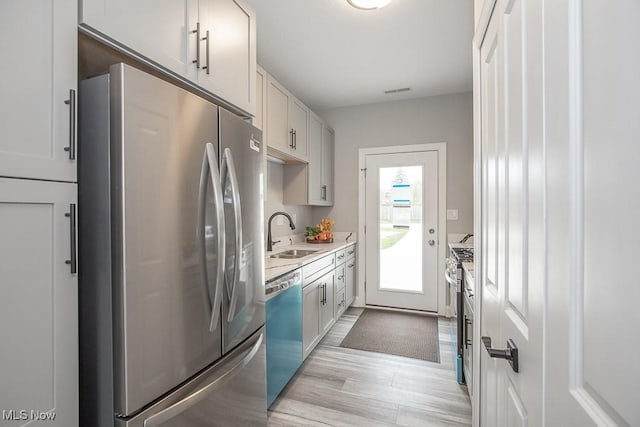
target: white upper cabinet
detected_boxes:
[265,74,308,162]
[289,97,309,161]
[307,113,324,204]
[0,0,77,182]
[320,126,335,205]
[80,0,256,115]
[198,0,256,115]
[266,74,293,155]
[282,116,334,206]
[80,0,199,81]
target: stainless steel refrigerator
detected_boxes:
[78,63,267,427]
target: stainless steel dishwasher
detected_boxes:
[266,269,303,407]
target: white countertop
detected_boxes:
[265,235,357,282]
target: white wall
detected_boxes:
[264,161,314,244]
[313,92,474,236]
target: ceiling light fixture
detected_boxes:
[347,0,393,10]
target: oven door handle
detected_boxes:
[445,270,457,286]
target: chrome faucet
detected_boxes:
[267,211,296,251]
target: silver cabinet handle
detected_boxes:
[143,332,263,427]
[64,89,76,160]
[64,203,77,274]
[203,30,210,75]
[221,148,243,322]
[192,22,201,69]
[198,143,225,332]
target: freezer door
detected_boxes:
[116,327,267,427]
[109,64,224,416]
[219,107,266,353]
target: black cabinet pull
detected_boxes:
[64,89,76,160]
[64,204,77,274]
[482,336,518,373]
[464,317,472,349]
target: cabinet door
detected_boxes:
[289,97,309,161]
[335,264,346,291]
[0,0,77,182]
[302,283,321,358]
[320,271,335,334]
[266,75,292,154]
[345,258,356,306]
[307,113,324,205]
[321,126,335,205]
[334,287,346,319]
[80,0,198,81]
[199,0,256,115]
[0,179,78,427]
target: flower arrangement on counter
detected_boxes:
[305,217,335,242]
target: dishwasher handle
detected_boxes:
[266,271,302,300]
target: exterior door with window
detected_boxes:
[364,151,439,312]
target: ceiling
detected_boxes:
[245,0,474,111]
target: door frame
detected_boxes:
[472,0,501,425]
[357,143,447,315]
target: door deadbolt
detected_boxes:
[428,240,435,246]
[429,228,435,234]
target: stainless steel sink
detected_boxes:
[269,249,318,259]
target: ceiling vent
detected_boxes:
[384,87,411,94]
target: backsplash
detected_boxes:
[265,161,314,250]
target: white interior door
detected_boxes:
[543,0,639,425]
[477,0,638,425]
[478,0,544,424]
[364,151,439,312]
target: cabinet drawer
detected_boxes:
[346,244,356,260]
[335,249,346,265]
[302,253,335,286]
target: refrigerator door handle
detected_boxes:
[142,332,264,427]
[198,142,226,332]
[221,148,243,322]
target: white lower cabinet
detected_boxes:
[345,257,356,306]
[301,245,356,359]
[319,270,335,336]
[302,281,321,358]
[0,178,78,427]
[302,269,334,359]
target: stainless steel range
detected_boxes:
[446,244,473,385]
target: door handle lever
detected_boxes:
[481,336,519,373]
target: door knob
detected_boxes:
[428,240,435,246]
[481,336,519,373]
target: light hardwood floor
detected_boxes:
[268,307,472,426]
